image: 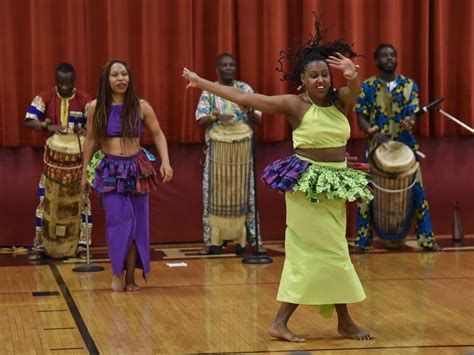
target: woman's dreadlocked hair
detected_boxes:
[93,60,141,143]
[276,13,358,103]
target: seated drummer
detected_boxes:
[25,63,92,260]
[195,53,263,255]
[354,44,441,251]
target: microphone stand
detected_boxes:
[418,97,473,134]
[437,108,474,134]
[73,121,104,273]
[73,193,104,272]
[242,119,273,265]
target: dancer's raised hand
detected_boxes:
[327,52,358,79]
[182,68,200,89]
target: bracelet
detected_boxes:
[344,70,358,80]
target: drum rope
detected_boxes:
[43,153,83,170]
[370,177,417,193]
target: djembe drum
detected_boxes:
[208,122,253,247]
[42,133,84,258]
[370,141,419,249]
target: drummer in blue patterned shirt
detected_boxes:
[354,44,441,252]
[195,53,264,255]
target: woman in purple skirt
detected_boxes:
[81,60,173,292]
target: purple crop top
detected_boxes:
[106,104,144,137]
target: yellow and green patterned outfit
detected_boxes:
[262,104,372,318]
[354,75,437,250]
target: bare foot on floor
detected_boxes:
[111,276,125,292]
[268,322,306,342]
[338,320,373,340]
[126,283,141,292]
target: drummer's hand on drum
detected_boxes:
[160,162,173,183]
[372,132,390,145]
[401,116,415,130]
[73,126,86,135]
[47,124,67,134]
[43,117,66,134]
[182,68,200,88]
[218,114,234,125]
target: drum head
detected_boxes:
[209,122,252,142]
[46,133,84,155]
[373,141,415,173]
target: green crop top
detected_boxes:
[292,104,350,149]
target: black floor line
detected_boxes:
[32,291,60,297]
[49,264,99,355]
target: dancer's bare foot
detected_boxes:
[126,283,141,292]
[337,319,373,340]
[268,322,306,342]
[111,275,124,292]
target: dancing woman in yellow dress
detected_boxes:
[182,16,373,343]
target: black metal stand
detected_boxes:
[242,123,273,265]
[73,193,104,272]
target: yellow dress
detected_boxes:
[276,104,369,319]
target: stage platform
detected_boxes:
[1,237,473,354]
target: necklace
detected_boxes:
[306,91,319,106]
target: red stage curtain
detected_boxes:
[0,0,473,147]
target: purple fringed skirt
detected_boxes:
[88,150,159,194]
[86,149,158,279]
[262,155,310,193]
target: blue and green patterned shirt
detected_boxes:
[354,74,420,152]
[195,80,261,143]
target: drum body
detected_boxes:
[208,123,252,246]
[42,133,83,258]
[370,141,418,249]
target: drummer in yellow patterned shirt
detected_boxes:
[25,63,92,260]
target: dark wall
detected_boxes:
[0,137,473,246]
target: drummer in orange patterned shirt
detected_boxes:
[25,63,92,260]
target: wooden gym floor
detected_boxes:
[1,237,474,354]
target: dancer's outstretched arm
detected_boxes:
[183,68,300,117]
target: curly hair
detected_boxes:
[276,13,357,103]
[93,60,140,143]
